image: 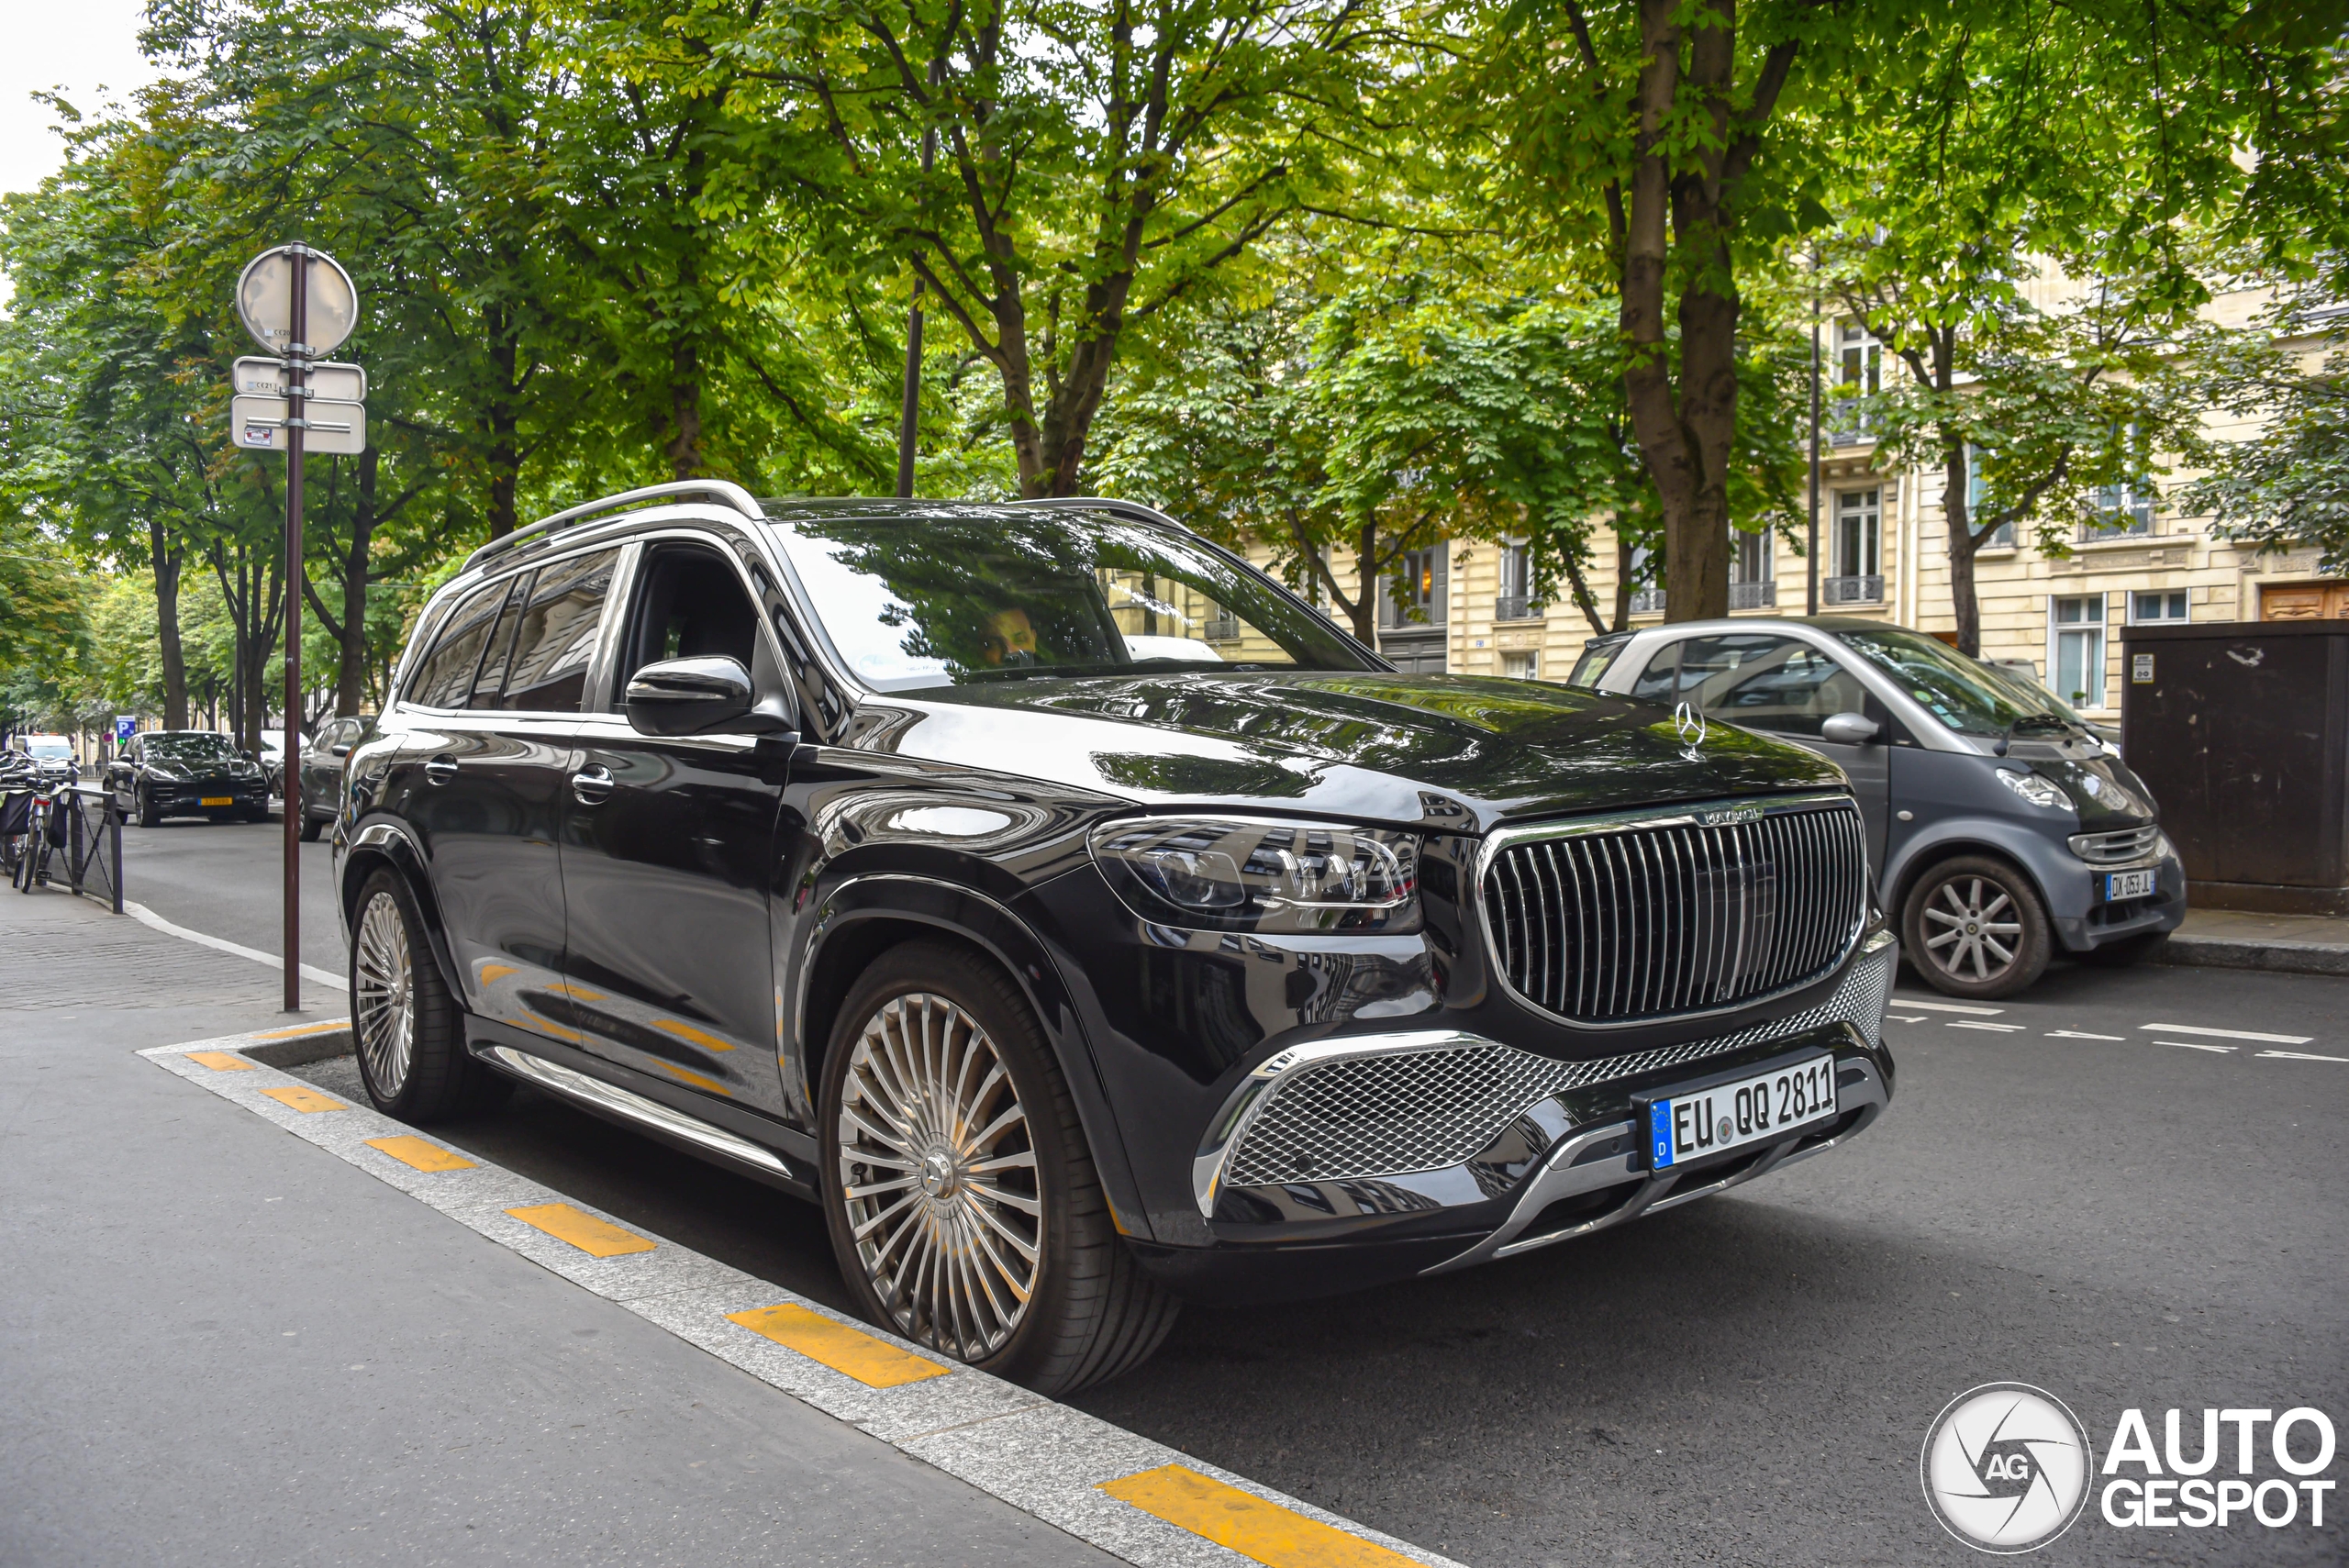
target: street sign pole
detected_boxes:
[282,246,308,1012]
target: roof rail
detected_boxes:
[1010,495,1193,534]
[464,480,765,572]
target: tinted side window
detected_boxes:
[406,580,510,709]
[1677,635,1866,739]
[500,549,618,712]
[625,544,759,682]
[469,574,529,707]
[1630,642,1683,703]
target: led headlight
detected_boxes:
[1089,817,1419,933]
[1996,768,2070,810]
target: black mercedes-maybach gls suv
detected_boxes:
[336,484,1896,1393]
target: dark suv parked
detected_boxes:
[338,484,1897,1392]
[107,730,271,825]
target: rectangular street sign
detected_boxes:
[231,394,368,455]
[231,357,367,402]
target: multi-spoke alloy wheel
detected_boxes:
[837,992,1041,1362]
[1904,856,2052,1000]
[346,867,493,1120]
[820,941,1178,1394]
[354,890,417,1096]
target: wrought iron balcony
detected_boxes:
[1628,587,1666,616]
[1493,595,1545,622]
[1821,574,1885,606]
[1202,614,1241,641]
[1729,580,1777,610]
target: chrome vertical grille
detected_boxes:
[1482,795,1868,1024]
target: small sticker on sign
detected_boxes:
[243,425,274,446]
[2131,653,2154,683]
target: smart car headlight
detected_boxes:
[1089,817,1419,933]
[1996,768,2070,810]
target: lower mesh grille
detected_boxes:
[1220,942,1892,1188]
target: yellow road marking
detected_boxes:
[725,1303,951,1387]
[478,963,519,984]
[654,1061,733,1095]
[653,1018,735,1052]
[365,1135,477,1173]
[505,1203,655,1257]
[251,1019,351,1041]
[1097,1465,1419,1568]
[186,1051,256,1072]
[259,1085,346,1113]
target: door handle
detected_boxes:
[571,765,615,805]
[423,755,460,785]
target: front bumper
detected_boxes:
[149,778,269,813]
[1133,931,1898,1303]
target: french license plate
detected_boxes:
[2105,868,2156,901]
[200,795,233,806]
[1644,1054,1838,1171]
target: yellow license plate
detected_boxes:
[201,795,233,806]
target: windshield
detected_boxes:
[1835,628,2076,740]
[26,739,71,758]
[141,733,239,761]
[769,507,1375,692]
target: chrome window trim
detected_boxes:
[1473,790,1869,1032]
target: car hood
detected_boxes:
[859,671,1844,831]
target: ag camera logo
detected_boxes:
[1921,1383,2094,1552]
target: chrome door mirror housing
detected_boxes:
[1820,711,1881,746]
[623,655,796,739]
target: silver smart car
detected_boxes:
[1570,617,2184,998]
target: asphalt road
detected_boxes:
[129,838,2349,1565]
[119,814,348,977]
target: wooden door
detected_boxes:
[2261,582,2349,620]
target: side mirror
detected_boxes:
[329,743,351,759]
[1820,711,1881,746]
[623,656,797,739]
[241,749,258,762]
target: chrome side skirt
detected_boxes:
[482,1044,795,1180]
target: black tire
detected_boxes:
[2077,929,2165,968]
[298,811,325,842]
[349,868,490,1122]
[1903,854,2054,999]
[818,940,1178,1395]
[136,784,161,828]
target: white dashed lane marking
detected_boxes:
[2046,1030,2125,1041]
[1946,1021,2027,1033]
[1891,998,2006,1016]
[2139,1023,2313,1045]
[2156,1041,2237,1054]
[2257,1049,2349,1063]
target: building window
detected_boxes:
[1730,528,1776,609]
[1627,544,1664,616]
[1501,651,1539,680]
[2086,483,2155,539]
[1831,321,1881,444]
[2051,595,2108,708]
[1835,489,1880,578]
[1382,544,1446,628]
[1496,540,1542,621]
[2131,590,2188,624]
[1965,445,2015,549]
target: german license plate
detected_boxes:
[200,795,233,806]
[1644,1054,1838,1171]
[2105,868,2155,900]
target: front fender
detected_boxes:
[786,869,1151,1243]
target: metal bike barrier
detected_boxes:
[12,785,126,909]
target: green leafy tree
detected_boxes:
[2182,295,2349,575]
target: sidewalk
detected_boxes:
[2154,906,2349,978]
[0,886,1112,1567]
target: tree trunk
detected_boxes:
[667,337,706,479]
[1351,517,1379,644]
[485,314,521,539]
[1943,439,1983,656]
[149,519,188,729]
[339,450,379,715]
[1612,528,1639,631]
